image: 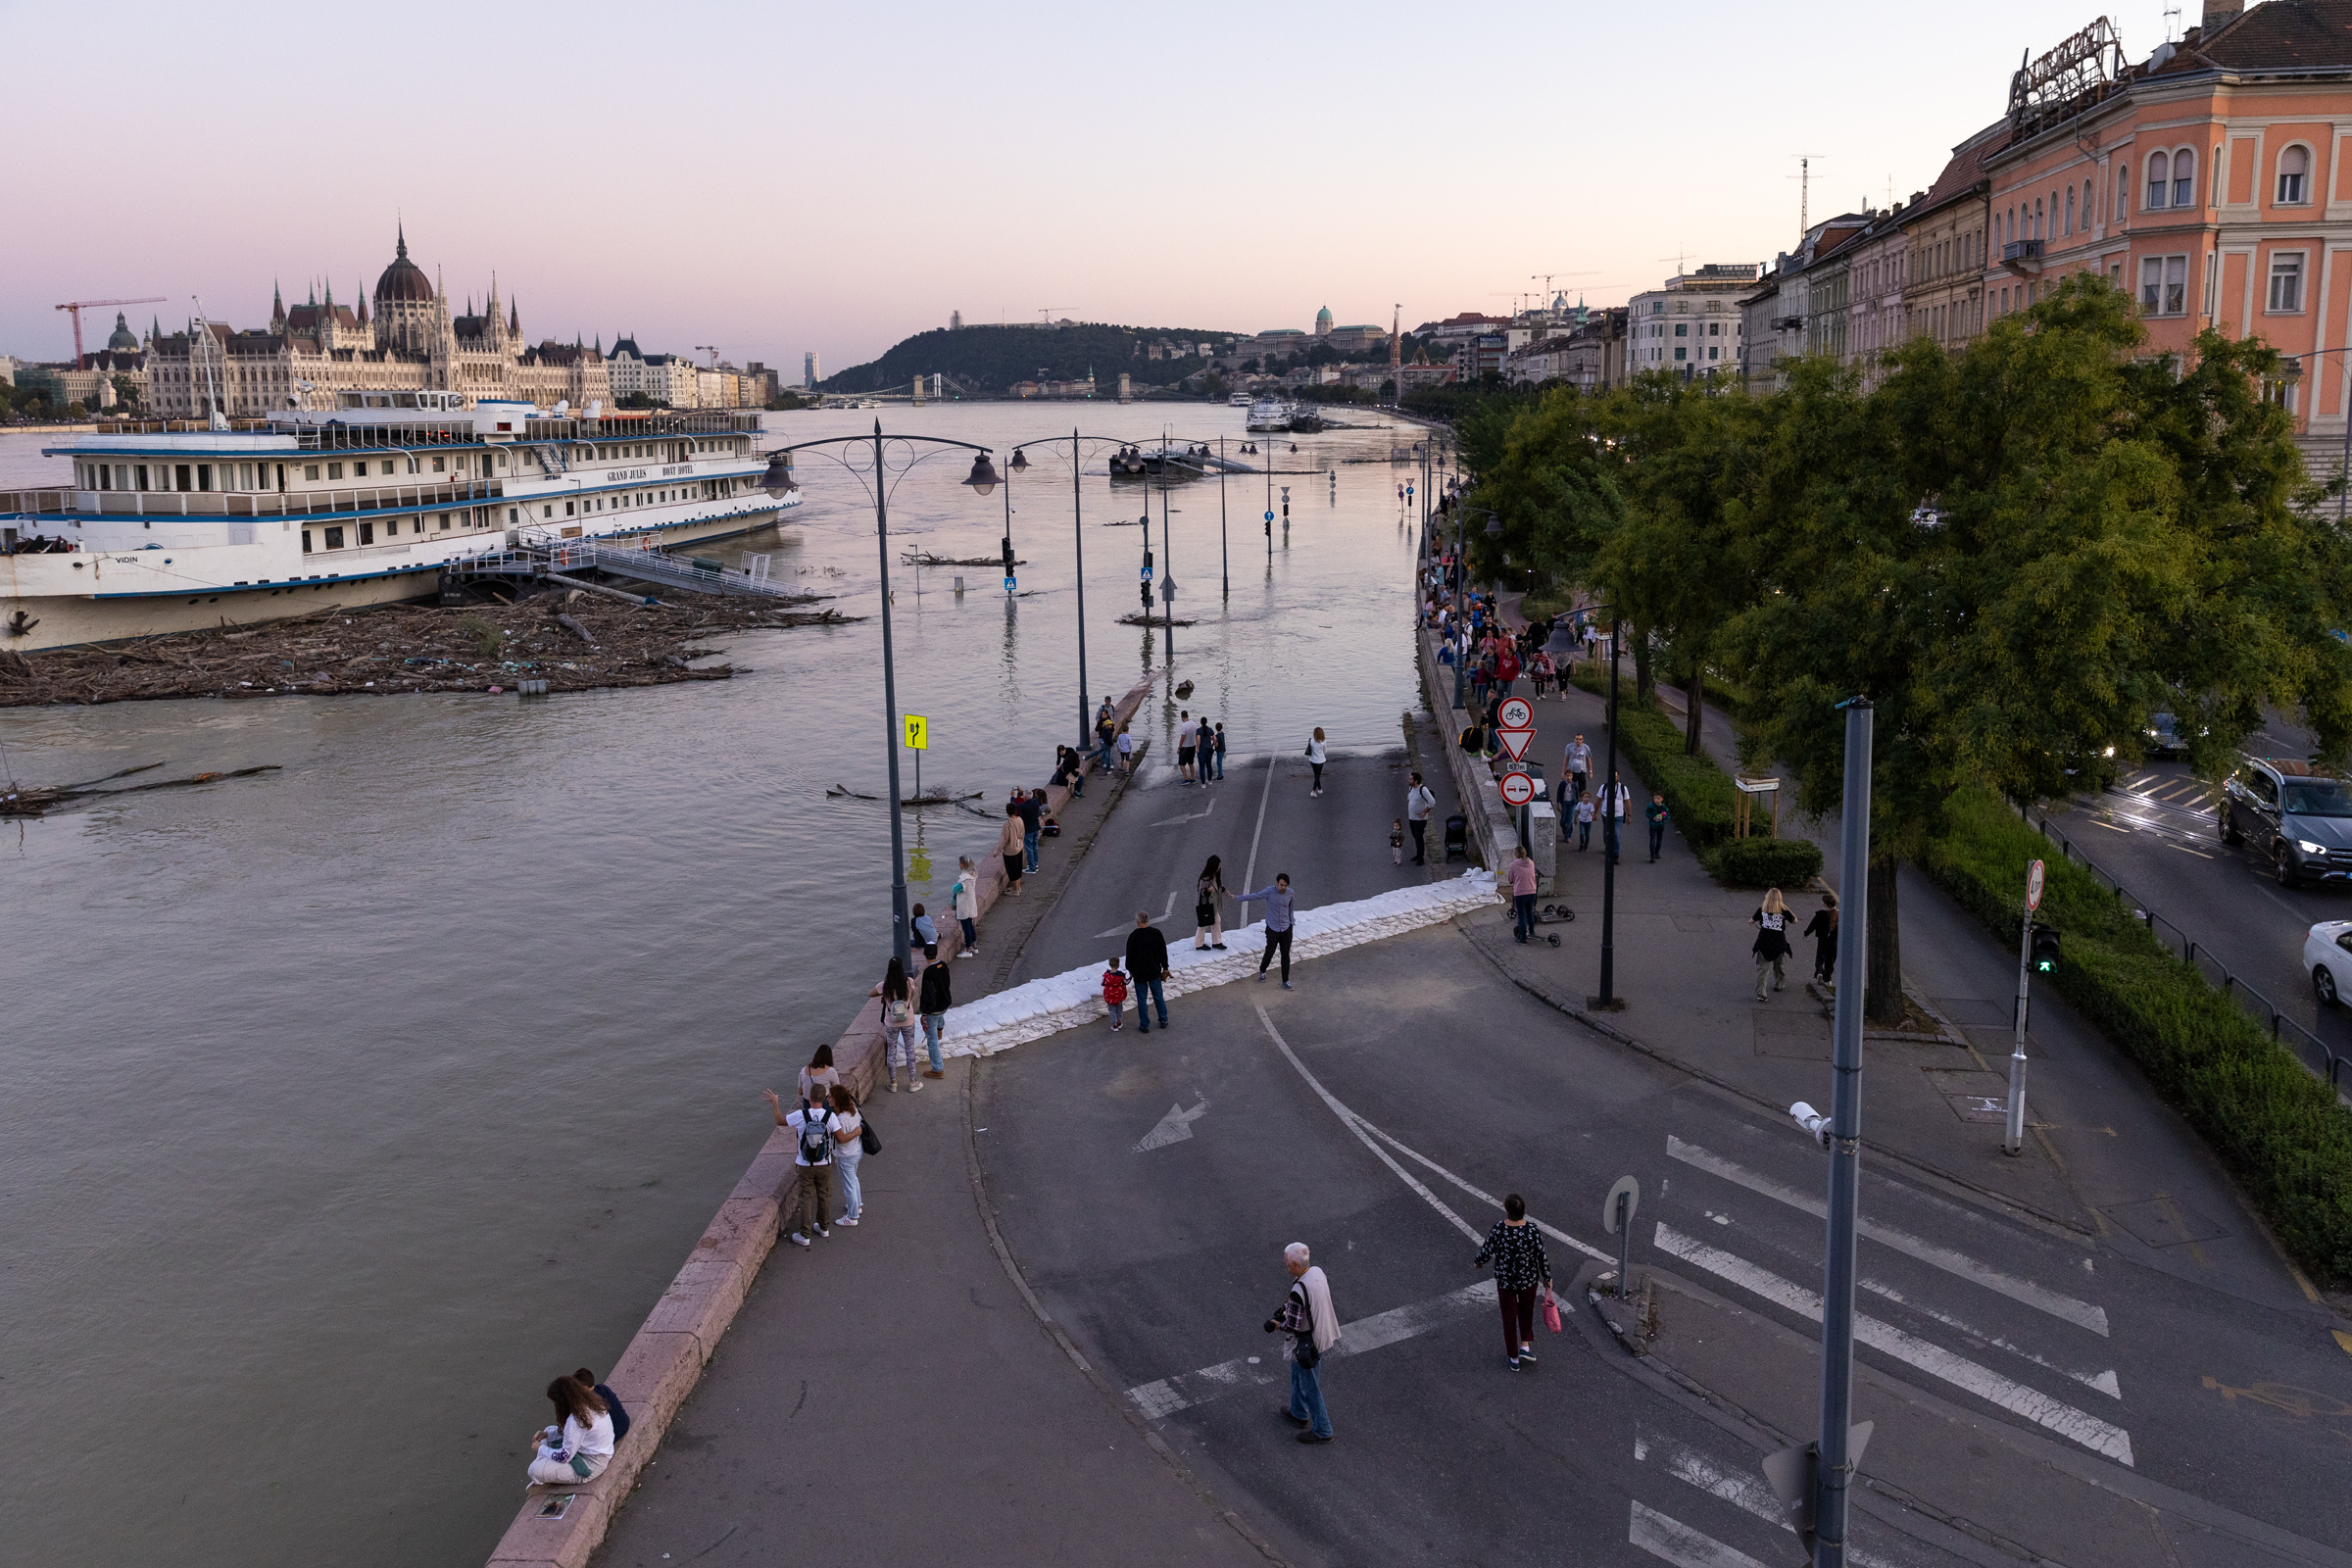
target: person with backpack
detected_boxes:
[914,956,951,1084]
[870,958,920,1089]
[1102,954,1130,1032]
[826,1084,865,1227]
[762,1085,836,1248]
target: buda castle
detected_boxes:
[145,228,613,419]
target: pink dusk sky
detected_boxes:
[6,0,2184,374]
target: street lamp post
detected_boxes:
[759,420,996,973]
[1219,433,1230,598]
[1590,608,1625,1009]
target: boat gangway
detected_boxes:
[443,540,798,601]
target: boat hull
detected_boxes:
[2,504,793,652]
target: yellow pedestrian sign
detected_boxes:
[904,714,929,751]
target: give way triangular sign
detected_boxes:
[1495,725,1535,760]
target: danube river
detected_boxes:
[0,402,1442,1567]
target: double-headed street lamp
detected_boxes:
[977,430,1130,752]
[760,420,995,972]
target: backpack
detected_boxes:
[885,995,912,1026]
[797,1107,833,1164]
[1103,967,1128,1004]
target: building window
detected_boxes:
[323,526,345,548]
[305,464,319,480]
[327,462,343,480]
[1674,347,1687,361]
[301,529,313,553]
[2278,145,2310,205]
[1674,323,1688,336]
[2140,254,2188,315]
[2147,152,2169,209]
[2269,253,2305,313]
[2172,149,2195,209]
[2082,179,2094,226]
[2066,185,2076,234]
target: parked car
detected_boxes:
[2146,711,2189,760]
[2304,919,2352,1005]
[2218,757,2352,887]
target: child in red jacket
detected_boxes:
[1102,956,1129,1032]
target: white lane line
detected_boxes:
[1629,1501,1772,1568]
[1634,1428,1912,1568]
[1857,1277,2120,1396]
[1665,1136,2109,1336]
[1126,1278,1497,1418]
[1353,1114,1610,1263]
[1654,1223,2134,1466]
[1241,750,1278,897]
[1092,889,1181,940]
[1254,1005,1480,1242]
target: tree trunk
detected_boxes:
[1684,668,1706,755]
[1632,623,1654,707]
[1865,853,1902,1025]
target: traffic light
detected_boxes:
[1001,535,1017,593]
[2031,923,2061,973]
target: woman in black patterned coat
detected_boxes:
[1473,1193,1553,1371]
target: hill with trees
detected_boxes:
[820,321,1240,395]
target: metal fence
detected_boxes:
[2027,807,2350,1094]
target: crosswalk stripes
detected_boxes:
[1629,1426,1922,1568]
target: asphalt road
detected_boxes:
[2046,756,2352,1075]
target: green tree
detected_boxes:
[1729,274,2352,1019]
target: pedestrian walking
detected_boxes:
[1212,721,1228,780]
[1305,728,1328,797]
[1194,855,1229,951]
[1116,721,1136,774]
[1495,642,1521,699]
[1752,888,1794,1000]
[871,958,923,1089]
[798,1043,840,1108]
[525,1374,616,1488]
[1177,710,1200,783]
[1563,735,1592,802]
[1644,793,1670,862]
[1804,891,1839,988]
[1406,770,1436,864]
[912,955,950,1084]
[1242,872,1297,988]
[998,804,1026,896]
[1508,844,1539,943]
[1265,1243,1339,1443]
[952,856,980,958]
[827,1084,865,1226]
[763,1084,836,1247]
[1601,771,1632,861]
[1528,646,1555,699]
[1126,911,1172,1032]
[1018,788,1045,874]
[1574,794,1595,851]
[1473,1194,1554,1371]
[1102,954,1129,1031]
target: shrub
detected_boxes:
[1711,835,1825,889]
[1567,668,1739,847]
[1924,786,2352,1285]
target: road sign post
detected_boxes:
[1600,1175,1641,1300]
[1499,770,1536,808]
[2006,858,2043,1156]
[906,713,928,799]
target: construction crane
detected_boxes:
[1037,307,1065,325]
[55,296,165,369]
[696,345,719,368]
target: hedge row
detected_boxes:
[1923,786,2352,1285]
[1564,669,1822,888]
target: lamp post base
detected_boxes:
[1585,996,1629,1011]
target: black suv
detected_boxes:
[2219,758,2352,887]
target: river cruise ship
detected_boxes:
[0,393,798,652]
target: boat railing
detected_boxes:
[444,538,803,600]
[4,480,512,522]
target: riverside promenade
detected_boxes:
[498,603,2352,1568]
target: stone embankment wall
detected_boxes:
[487,676,1156,1568]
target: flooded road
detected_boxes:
[0,402,1443,1566]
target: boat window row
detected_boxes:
[303,509,498,553]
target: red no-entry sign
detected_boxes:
[1500,771,1537,807]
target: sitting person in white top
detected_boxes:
[526,1373,617,1487]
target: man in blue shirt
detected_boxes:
[1241,873,1298,989]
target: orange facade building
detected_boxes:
[1985,2,2352,466]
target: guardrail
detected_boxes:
[2026,804,2349,1093]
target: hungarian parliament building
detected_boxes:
[139,228,765,418]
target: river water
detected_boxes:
[0,402,1438,1566]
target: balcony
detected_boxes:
[2001,238,2043,274]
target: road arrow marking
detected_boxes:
[1134,1099,1209,1152]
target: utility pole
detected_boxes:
[2006,858,2045,1156]
[1219,434,1230,597]
[1589,614,1624,1008]
[1815,699,1876,1566]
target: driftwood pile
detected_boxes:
[0,587,861,708]
[1,761,284,817]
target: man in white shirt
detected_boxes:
[1563,736,1592,802]
[1177,710,1200,783]
[1405,770,1437,864]
[1601,771,1633,861]
[762,1087,835,1247]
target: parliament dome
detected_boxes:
[374,227,434,304]
[105,311,138,351]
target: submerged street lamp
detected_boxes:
[962,451,1017,592]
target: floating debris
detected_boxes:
[2,761,283,817]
